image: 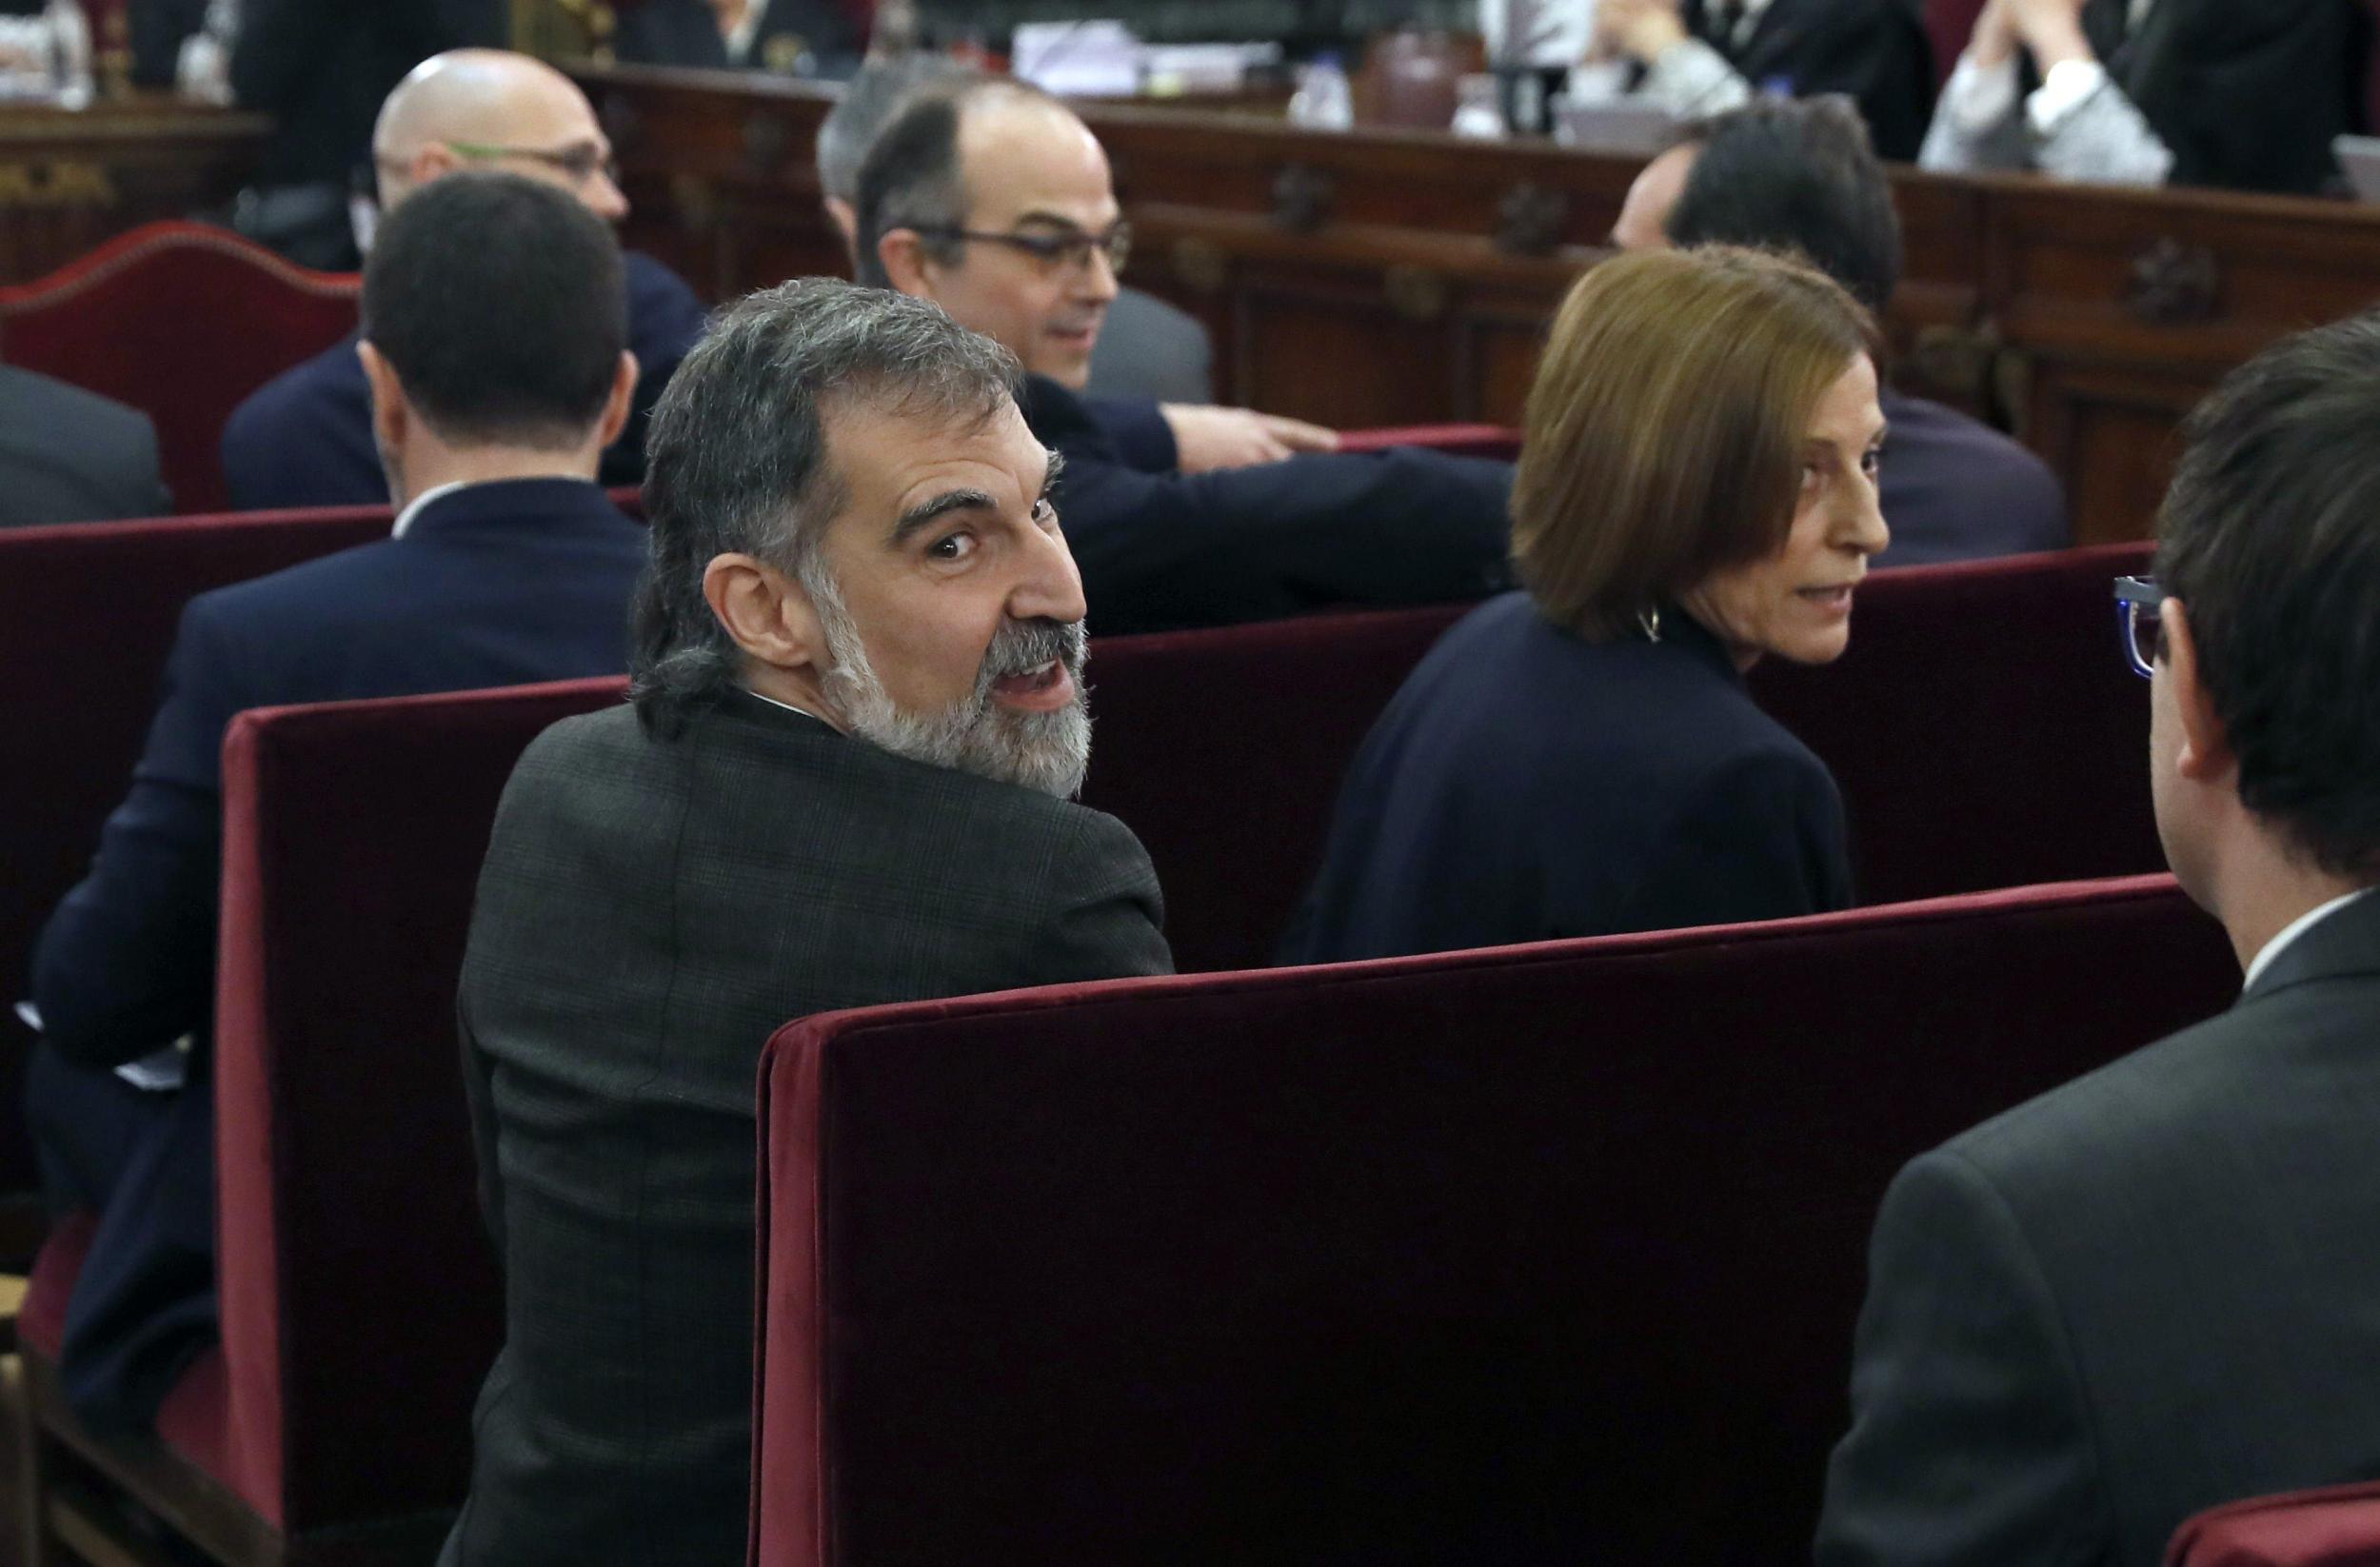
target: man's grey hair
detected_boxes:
[816,54,974,206]
[628,277,1022,736]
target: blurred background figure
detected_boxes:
[1920,0,2370,194]
[613,0,873,76]
[0,366,169,527]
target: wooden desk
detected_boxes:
[580,63,2380,545]
[0,94,270,286]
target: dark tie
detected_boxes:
[1710,0,1748,50]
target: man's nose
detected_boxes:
[1076,243,1121,304]
[1010,516,1088,627]
[586,170,629,223]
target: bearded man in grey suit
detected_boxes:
[439,279,1173,1567]
[1816,311,2380,1566]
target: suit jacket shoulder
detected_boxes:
[0,366,169,526]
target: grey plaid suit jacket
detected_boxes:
[1816,887,2380,1567]
[440,690,1172,1567]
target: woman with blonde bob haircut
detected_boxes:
[1283,246,1890,962]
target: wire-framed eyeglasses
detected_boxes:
[443,139,620,187]
[914,221,1133,276]
[2113,575,2167,679]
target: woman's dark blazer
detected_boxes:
[1280,591,1853,964]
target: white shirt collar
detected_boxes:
[2129,0,2154,31]
[740,685,826,725]
[389,480,470,539]
[2242,887,2378,994]
[726,0,769,60]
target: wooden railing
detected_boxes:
[581,61,2380,545]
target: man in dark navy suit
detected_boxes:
[27,172,651,1432]
[220,49,707,510]
[857,78,1514,634]
[1611,97,2070,566]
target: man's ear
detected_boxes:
[408,144,461,188]
[595,349,640,450]
[357,340,407,464]
[701,552,828,674]
[876,228,936,298]
[2164,598,2235,784]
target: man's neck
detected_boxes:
[2209,835,2371,976]
[742,667,849,734]
[391,444,602,508]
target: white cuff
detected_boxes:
[2026,58,2111,137]
[1938,51,2020,134]
[1641,35,1754,118]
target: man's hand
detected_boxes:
[1966,0,2020,69]
[1595,0,1690,65]
[2001,0,2095,69]
[1160,405,1340,473]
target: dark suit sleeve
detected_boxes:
[1081,396,1180,473]
[1022,810,1175,985]
[1815,1150,2110,1566]
[1758,1,1935,162]
[30,598,244,1067]
[1610,745,1851,934]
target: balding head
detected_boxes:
[372,50,626,223]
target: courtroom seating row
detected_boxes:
[13,662,2228,1561]
[746,871,2239,1566]
[0,521,2157,1196]
[2165,1482,2380,1567]
[0,222,361,516]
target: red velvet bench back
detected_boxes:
[208,678,625,1533]
[752,875,2238,1567]
[0,221,361,514]
[0,506,394,1192]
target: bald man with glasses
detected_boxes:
[221,49,708,511]
[856,77,1517,635]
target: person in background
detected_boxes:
[817,53,1216,405]
[859,77,1515,633]
[1612,97,2068,566]
[226,0,506,268]
[0,367,169,526]
[1817,308,2380,1567]
[1584,0,1934,161]
[220,49,707,511]
[615,0,872,75]
[440,279,1170,1567]
[1920,0,2369,193]
[1282,246,1886,962]
[26,173,650,1436]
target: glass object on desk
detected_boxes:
[1289,51,1354,129]
[47,0,90,109]
[1453,72,1506,137]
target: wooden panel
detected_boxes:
[579,63,2380,544]
[0,95,270,286]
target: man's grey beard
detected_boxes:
[803,563,1093,799]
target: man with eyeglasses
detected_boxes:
[1817,312,2380,1565]
[856,77,1516,635]
[220,49,707,512]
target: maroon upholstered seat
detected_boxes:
[1924,0,1990,82]
[0,222,361,514]
[16,678,625,1563]
[751,875,2238,1567]
[0,505,395,1198]
[1752,539,2161,905]
[2168,1483,2380,1567]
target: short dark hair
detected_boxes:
[852,77,1059,290]
[361,170,626,448]
[631,278,1021,735]
[816,54,975,205]
[2157,310,2380,882]
[1662,97,1902,315]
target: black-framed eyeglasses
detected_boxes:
[442,139,620,187]
[2113,575,2167,679]
[913,221,1132,276]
